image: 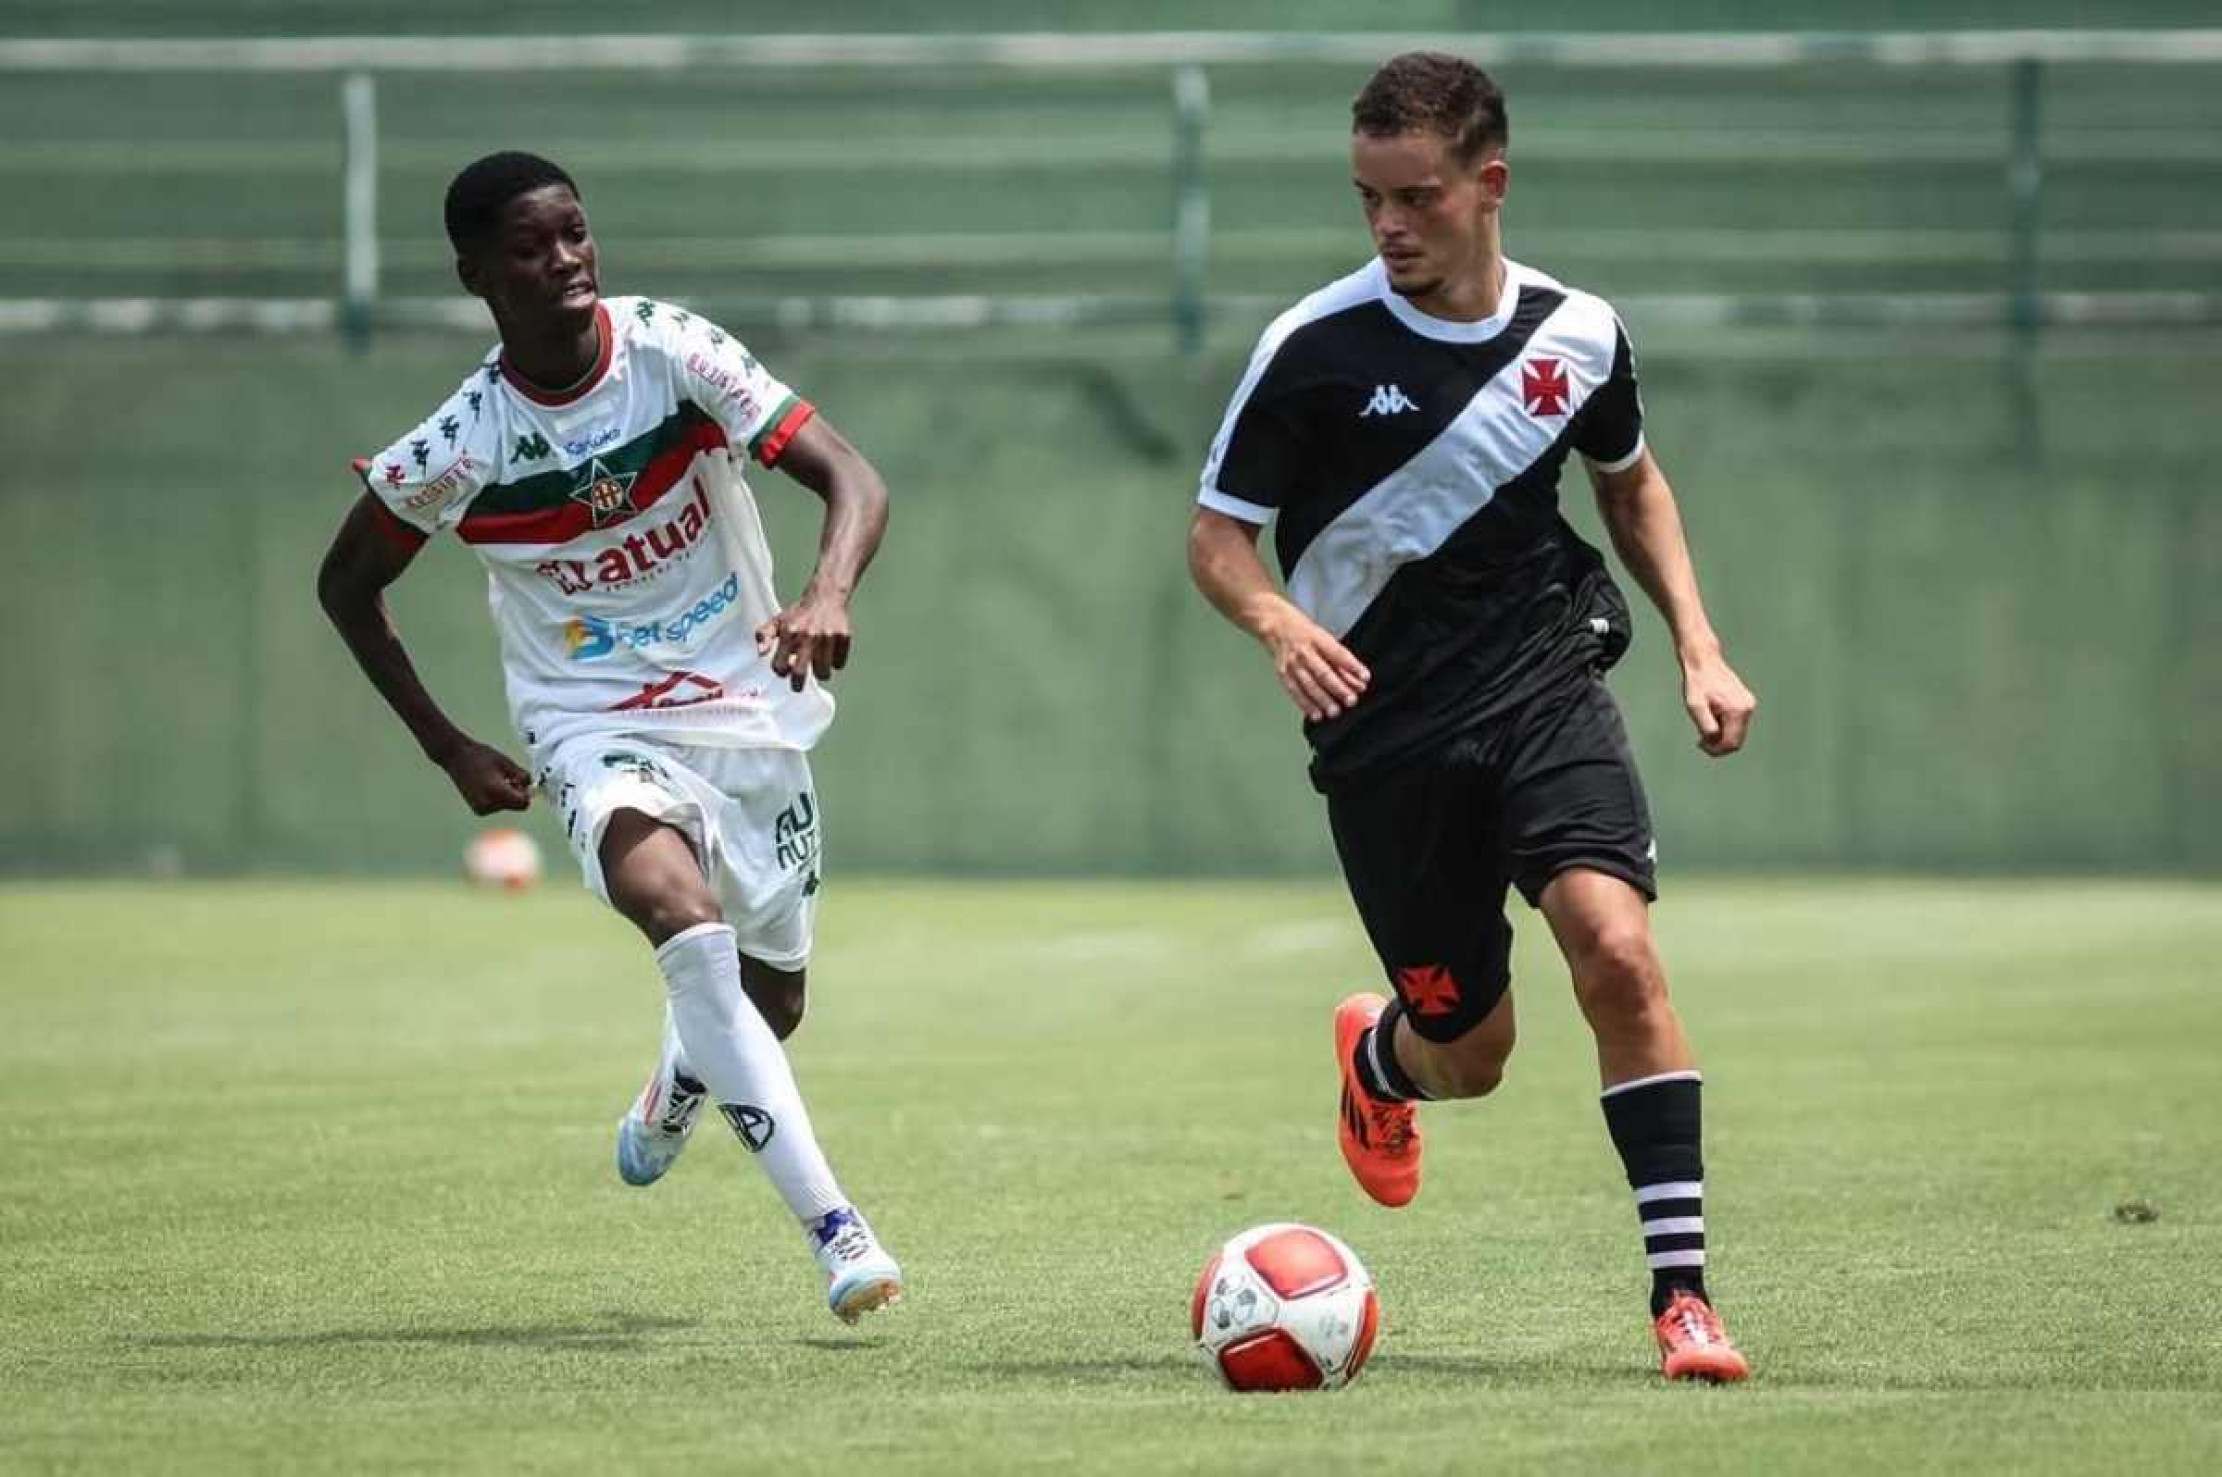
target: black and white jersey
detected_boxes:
[1198,256,1647,780]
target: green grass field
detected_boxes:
[3,876,2219,1473]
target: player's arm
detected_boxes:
[1585,449,1756,757]
[315,494,531,813]
[755,413,890,692]
[1187,507,1370,722]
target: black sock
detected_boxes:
[1600,1072,1707,1316]
[1350,1000,1431,1103]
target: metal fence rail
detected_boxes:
[1,29,2218,348]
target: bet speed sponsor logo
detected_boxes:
[563,573,742,661]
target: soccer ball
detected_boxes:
[1191,1222,1381,1392]
[462,827,542,891]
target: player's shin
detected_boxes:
[1599,1070,1708,1314]
[655,921,847,1225]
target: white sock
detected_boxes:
[657,1003,698,1088]
[656,921,846,1226]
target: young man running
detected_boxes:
[1188,55,1757,1381]
[318,152,900,1323]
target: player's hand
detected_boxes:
[1681,651,1756,757]
[1260,607,1371,722]
[440,739,533,814]
[756,584,852,692]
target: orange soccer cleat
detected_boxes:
[1333,993,1423,1208]
[1654,1289,1751,1383]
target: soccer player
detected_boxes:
[317,153,901,1323]
[1188,55,1756,1381]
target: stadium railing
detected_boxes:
[1,29,2218,351]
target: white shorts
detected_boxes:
[538,738,823,970]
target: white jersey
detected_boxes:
[357,296,833,765]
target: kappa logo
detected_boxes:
[512,431,553,462]
[1397,963,1463,1018]
[597,750,668,785]
[1361,384,1419,418]
[718,1103,776,1153]
[1522,357,1571,417]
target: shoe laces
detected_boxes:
[1366,1099,1416,1157]
[812,1209,877,1266]
[1662,1294,1725,1348]
[655,1077,704,1134]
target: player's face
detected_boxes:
[460,184,599,329]
[1351,130,1506,302]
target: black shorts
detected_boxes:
[1322,672,1657,1044]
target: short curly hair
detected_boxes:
[1351,52,1508,162]
[443,151,579,253]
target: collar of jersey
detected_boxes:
[499,301,616,407]
[1371,257,1526,344]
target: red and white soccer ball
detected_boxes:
[462,827,543,892]
[1191,1222,1381,1392]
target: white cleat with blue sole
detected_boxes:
[614,1068,708,1186]
[811,1207,903,1324]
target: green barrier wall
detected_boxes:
[2,330,2214,875]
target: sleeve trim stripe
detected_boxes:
[753,395,815,467]
[1588,433,1646,475]
[1197,487,1275,524]
[360,488,430,552]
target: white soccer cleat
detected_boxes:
[614,1068,707,1187]
[810,1207,903,1324]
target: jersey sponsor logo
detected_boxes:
[1521,357,1571,416]
[402,451,482,514]
[610,670,726,711]
[718,1103,775,1153]
[562,573,742,661]
[567,456,640,529]
[1396,963,1462,1017]
[562,425,623,459]
[532,477,714,595]
[512,431,553,463]
[1360,384,1419,418]
[684,351,763,427]
[464,405,726,549]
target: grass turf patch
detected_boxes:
[1,876,2218,1473]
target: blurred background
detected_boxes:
[1,0,2216,880]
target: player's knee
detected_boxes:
[626,890,723,947]
[1571,924,1667,1032]
[741,962,807,1041]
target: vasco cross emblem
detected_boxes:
[1521,357,1570,417]
[567,455,638,528]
